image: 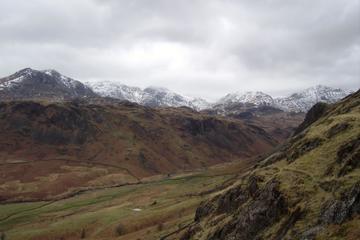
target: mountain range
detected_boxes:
[0,68,352,113]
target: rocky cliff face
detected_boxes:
[180,90,360,240]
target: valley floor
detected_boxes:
[0,160,252,240]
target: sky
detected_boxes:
[0,0,359,101]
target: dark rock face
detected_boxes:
[326,122,350,138]
[273,207,304,240]
[190,178,288,240]
[195,185,249,222]
[294,102,329,135]
[0,101,97,145]
[176,116,271,153]
[229,111,254,119]
[336,137,360,176]
[320,181,360,224]
[286,137,324,162]
[194,175,263,222]
[208,180,287,240]
[182,118,221,136]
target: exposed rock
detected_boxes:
[326,122,350,138]
[319,180,341,192]
[182,118,220,136]
[194,185,248,222]
[300,226,324,240]
[286,137,324,162]
[337,137,360,176]
[195,179,288,240]
[320,181,360,224]
[0,101,97,145]
[273,206,304,240]
[257,151,286,167]
[294,102,329,135]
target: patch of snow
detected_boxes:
[217,91,274,106]
[274,85,349,112]
[0,76,24,90]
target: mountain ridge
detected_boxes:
[0,68,353,113]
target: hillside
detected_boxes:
[179,90,360,239]
[0,98,283,202]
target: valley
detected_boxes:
[0,0,359,238]
[0,68,358,240]
[0,160,252,240]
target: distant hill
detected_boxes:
[0,98,283,202]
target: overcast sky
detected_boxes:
[0,0,359,100]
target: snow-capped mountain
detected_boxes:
[0,68,96,101]
[87,81,211,110]
[189,98,212,110]
[0,69,352,113]
[85,81,143,103]
[140,86,190,108]
[217,91,275,106]
[211,86,350,114]
[85,81,351,113]
[274,85,350,112]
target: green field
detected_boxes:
[0,164,246,240]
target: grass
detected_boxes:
[231,101,360,239]
[0,167,238,240]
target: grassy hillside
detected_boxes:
[181,90,360,240]
[0,98,301,202]
[0,99,276,202]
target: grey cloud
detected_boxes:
[0,0,358,100]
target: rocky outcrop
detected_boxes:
[286,137,324,162]
[187,177,289,240]
[293,102,329,135]
[336,137,360,176]
[208,179,287,240]
[326,122,350,138]
[320,181,360,224]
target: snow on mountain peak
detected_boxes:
[274,85,349,112]
[218,91,274,106]
[87,82,211,110]
[3,68,349,113]
[86,81,143,103]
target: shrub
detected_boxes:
[115,224,126,236]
